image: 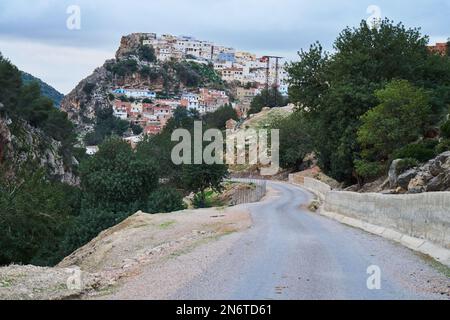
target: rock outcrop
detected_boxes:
[389,151,450,193]
[60,32,227,136]
[60,63,113,135]
[115,33,154,60]
[0,114,79,185]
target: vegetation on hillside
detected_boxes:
[279,19,450,184]
[248,88,288,115]
[106,57,226,97]
[83,106,130,146]
[0,54,76,167]
[203,104,238,130]
[1,54,230,267]
[21,72,64,107]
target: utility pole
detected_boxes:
[262,55,283,107]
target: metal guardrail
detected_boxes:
[226,178,267,205]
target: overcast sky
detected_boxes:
[0,0,448,94]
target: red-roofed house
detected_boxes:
[428,42,448,56]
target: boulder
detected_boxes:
[427,172,450,192]
[388,159,402,188]
[397,169,418,190]
[406,151,450,193]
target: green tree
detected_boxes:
[248,88,287,115]
[0,171,79,266]
[0,53,22,110]
[269,111,312,170]
[60,138,160,255]
[80,138,159,207]
[441,119,450,139]
[181,163,228,208]
[287,19,450,183]
[356,80,431,179]
[84,107,129,145]
[131,123,143,135]
[138,45,156,63]
[146,187,186,214]
[204,104,238,129]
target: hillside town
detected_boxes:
[142,32,288,94]
[109,32,289,140]
[111,87,231,136]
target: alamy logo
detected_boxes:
[66,267,83,290]
[66,5,81,30]
[366,265,381,290]
[171,121,280,175]
[366,5,382,29]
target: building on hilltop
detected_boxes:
[112,88,156,99]
[428,42,448,56]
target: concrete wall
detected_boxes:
[304,177,331,199]
[289,175,449,263]
[324,191,450,249]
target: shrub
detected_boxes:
[393,142,437,163]
[395,158,419,175]
[354,160,385,180]
[60,207,130,257]
[0,171,78,266]
[435,139,450,154]
[146,187,186,214]
[441,120,450,139]
[138,45,156,63]
[82,83,96,96]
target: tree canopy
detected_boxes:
[287,19,450,183]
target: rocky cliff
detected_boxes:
[59,63,113,134]
[61,33,157,134]
[60,33,226,135]
[0,112,79,185]
[390,151,450,193]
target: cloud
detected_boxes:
[0,0,448,93]
[0,36,113,94]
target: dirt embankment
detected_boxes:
[0,206,252,300]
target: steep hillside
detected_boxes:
[228,105,294,177]
[21,72,64,107]
[0,54,79,185]
[61,33,226,134]
[0,112,78,185]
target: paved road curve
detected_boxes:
[171,181,449,300]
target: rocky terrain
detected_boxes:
[60,33,226,135]
[61,33,157,133]
[0,112,79,185]
[389,151,450,193]
[0,205,252,300]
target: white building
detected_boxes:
[113,88,156,99]
[130,102,143,113]
[113,108,128,120]
[181,93,199,107]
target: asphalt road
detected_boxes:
[170,181,449,300]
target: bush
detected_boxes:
[436,139,450,154]
[60,207,130,257]
[0,171,79,266]
[393,142,437,163]
[354,160,385,180]
[441,120,450,139]
[82,83,96,96]
[80,138,159,206]
[146,187,186,214]
[107,59,138,77]
[203,104,238,130]
[138,45,156,63]
[395,158,419,175]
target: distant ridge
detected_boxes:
[21,71,64,108]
